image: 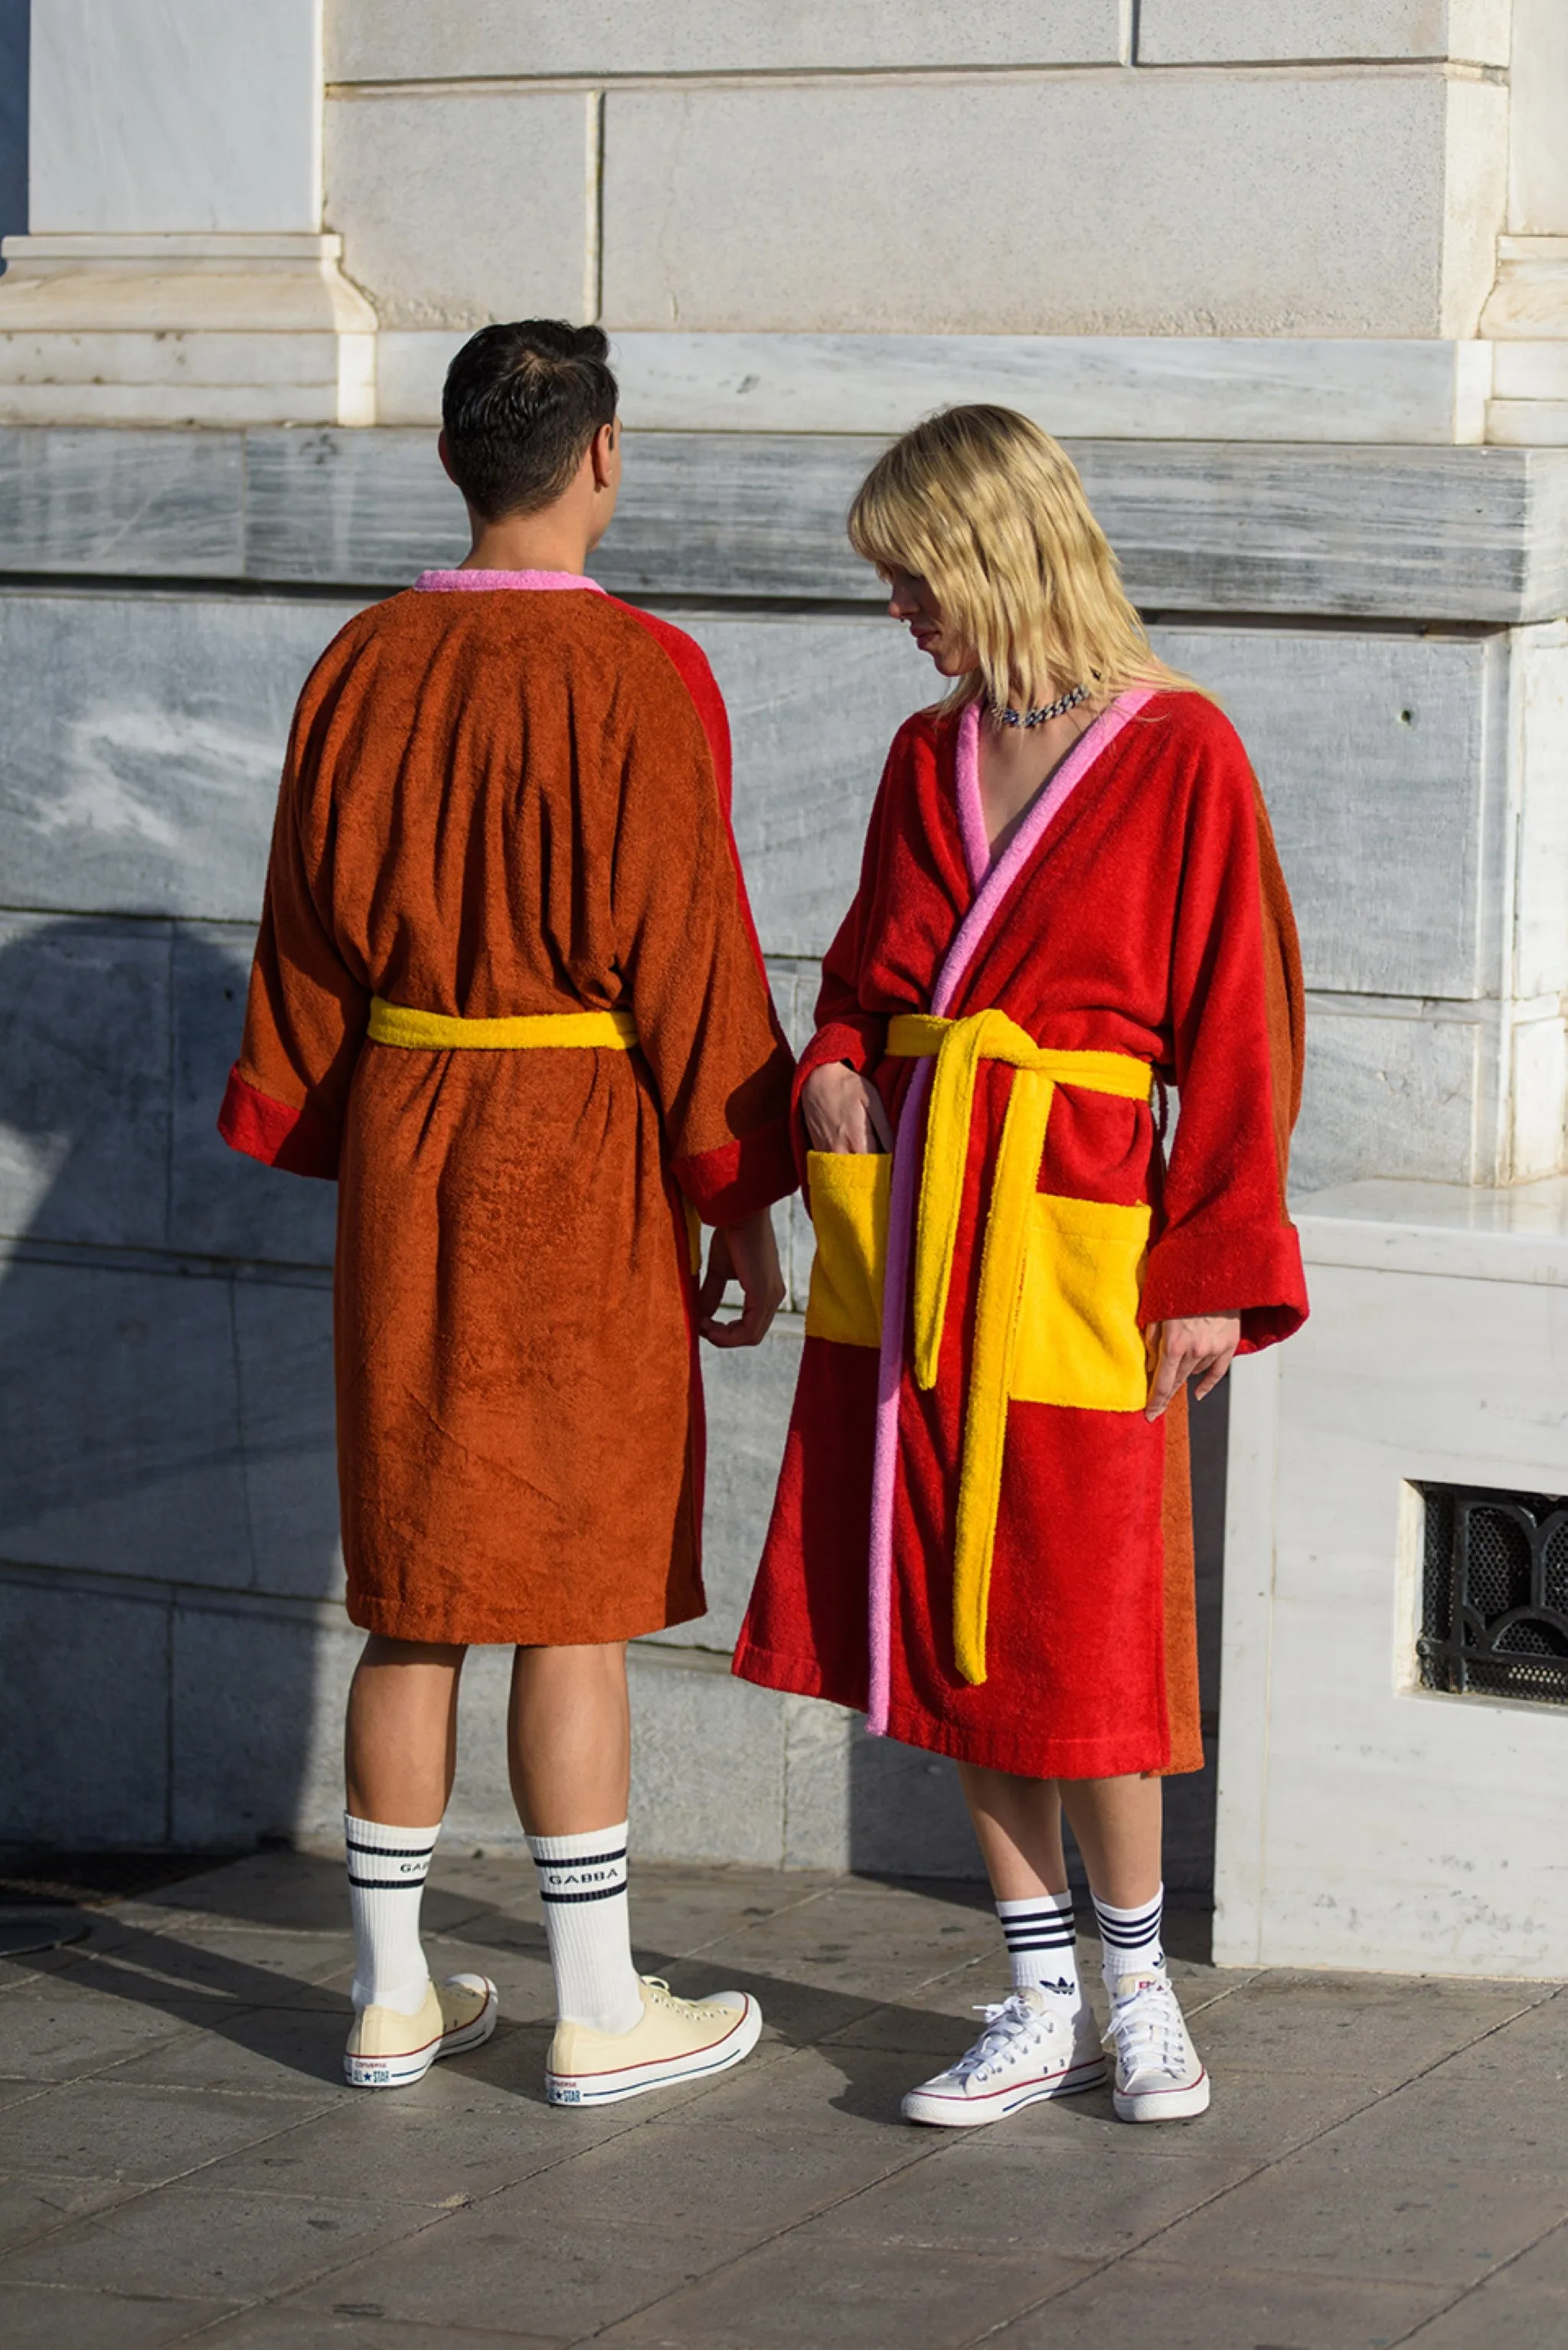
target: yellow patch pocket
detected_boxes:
[1011,1193,1152,1413]
[803,1149,891,1349]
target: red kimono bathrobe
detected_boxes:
[733,688,1307,1780]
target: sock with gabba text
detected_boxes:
[345,1812,439,2016]
[528,1822,645,2035]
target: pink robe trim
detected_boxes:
[412,569,609,594]
[865,688,1155,1735]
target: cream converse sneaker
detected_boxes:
[1104,1972,1210,2121]
[901,1986,1106,2128]
[546,1976,763,2107]
[344,1972,499,2089]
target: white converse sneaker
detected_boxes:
[546,1976,763,2108]
[1104,1971,1210,2122]
[901,1986,1106,2128]
[344,1972,499,2089]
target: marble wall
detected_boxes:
[0,417,1560,1887]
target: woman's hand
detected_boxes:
[801,1062,893,1155]
[697,1209,786,1349]
[1145,1316,1240,1420]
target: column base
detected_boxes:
[0,234,378,427]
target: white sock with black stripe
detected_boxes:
[996,1891,1080,1999]
[345,1812,439,2017]
[528,1822,644,2035]
[1093,1885,1166,1987]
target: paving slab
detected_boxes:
[0,2280,238,2348]
[3,2182,441,2302]
[996,2255,1454,2348]
[0,1848,1560,2350]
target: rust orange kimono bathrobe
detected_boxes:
[220,570,795,1647]
[733,688,1308,1780]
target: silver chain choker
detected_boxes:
[991,683,1089,728]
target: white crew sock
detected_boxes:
[528,1822,645,2036]
[996,1891,1081,2000]
[1093,1884,1166,1988]
[345,1812,440,2016]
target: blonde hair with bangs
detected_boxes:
[848,404,1197,717]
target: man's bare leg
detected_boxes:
[507,1642,631,1834]
[339,1637,498,2084]
[345,1635,465,1824]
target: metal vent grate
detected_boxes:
[1417,1484,1568,1706]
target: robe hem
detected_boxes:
[731,1636,1198,1781]
[347,1587,708,1647]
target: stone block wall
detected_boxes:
[1,417,1563,1888]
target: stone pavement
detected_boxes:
[0,1848,1565,2350]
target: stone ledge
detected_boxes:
[2,426,1566,619]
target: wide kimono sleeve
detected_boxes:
[609,629,797,1226]
[1138,727,1308,1354]
[216,711,371,1181]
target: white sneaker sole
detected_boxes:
[902,2052,1107,2129]
[1113,2066,1210,2123]
[344,1977,500,2090]
[547,1992,764,2108]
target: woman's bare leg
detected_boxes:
[958,1762,1070,1897]
[345,1635,465,1825]
[958,1763,1162,1910]
[507,1642,632,1836]
[1059,1773,1162,1910]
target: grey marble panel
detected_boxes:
[232,1273,342,1603]
[0,426,243,577]
[601,436,1568,623]
[169,921,338,1268]
[0,587,366,920]
[171,1596,355,1848]
[1154,626,1503,999]
[243,427,468,583]
[689,616,930,961]
[0,1250,251,1584]
[1292,1007,1483,1195]
[0,913,172,1251]
[5,426,1567,620]
[627,1649,788,1867]
[0,1570,171,1847]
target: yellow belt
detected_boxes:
[886,1012,1152,1686]
[365,996,703,1269]
[368,999,639,1052]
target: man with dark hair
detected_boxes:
[220,321,795,2106]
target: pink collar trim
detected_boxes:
[413,569,607,593]
[952,691,1149,905]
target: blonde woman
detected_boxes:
[733,407,1308,2127]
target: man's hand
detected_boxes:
[801,1062,893,1155]
[697,1208,786,1349]
[1145,1315,1241,1420]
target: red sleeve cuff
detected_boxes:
[1139,1218,1308,1354]
[673,1116,799,1226]
[218,1067,341,1181]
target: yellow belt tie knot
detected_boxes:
[886,1011,1152,1686]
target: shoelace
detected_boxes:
[642,1976,724,2017]
[951,1993,1057,2084]
[1102,1977,1187,2078]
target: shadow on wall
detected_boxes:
[0,0,26,261]
[844,1379,1229,1901]
[0,917,343,1853]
